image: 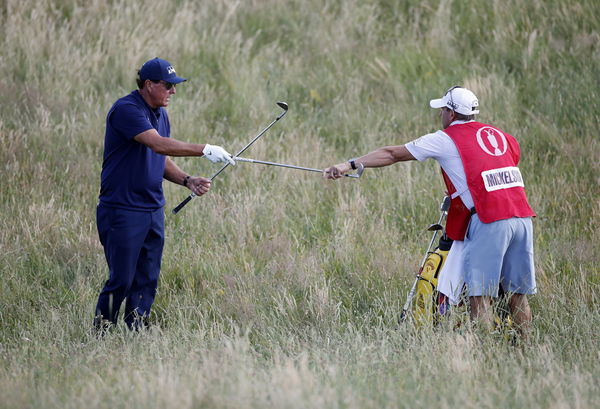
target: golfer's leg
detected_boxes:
[95,207,148,325]
[124,208,164,329]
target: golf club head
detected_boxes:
[275,101,289,120]
[345,163,365,178]
[427,223,443,231]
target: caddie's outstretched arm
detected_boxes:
[323,145,416,179]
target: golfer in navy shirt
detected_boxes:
[94,57,234,331]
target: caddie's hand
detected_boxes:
[202,144,235,166]
[323,162,351,180]
[187,176,211,196]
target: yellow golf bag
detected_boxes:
[413,235,452,327]
[399,196,451,324]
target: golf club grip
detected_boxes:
[172,195,193,214]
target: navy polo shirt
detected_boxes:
[98,90,171,210]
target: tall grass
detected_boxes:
[1,0,599,408]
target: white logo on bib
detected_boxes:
[476,126,507,156]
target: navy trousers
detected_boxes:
[95,205,164,329]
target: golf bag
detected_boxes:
[399,196,451,324]
[412,234,452,327]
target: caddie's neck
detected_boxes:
[440,107,457,129]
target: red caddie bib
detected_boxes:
[441,122,536,240]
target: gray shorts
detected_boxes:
[464,214,536,297]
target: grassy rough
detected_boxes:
[1,0,599,408]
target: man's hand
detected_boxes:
[202,144,235,165]
[323,162,352,179]
[187,177,211,196]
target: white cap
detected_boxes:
[429,86,479,115]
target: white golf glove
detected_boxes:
[202,144,235,166]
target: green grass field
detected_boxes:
[1,0,599,407]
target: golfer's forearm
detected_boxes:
[356,145,415,168]
[152,138,206,157]
[134,129,206,157]
[164,158,187,185]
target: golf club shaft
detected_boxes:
[234,157,321,173]
[234,156,364,178]
[399,228,441,321]
[212,111,288,180]
[399,197,450,321]
[172,104,288,214]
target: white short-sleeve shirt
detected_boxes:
[404,120,475,210]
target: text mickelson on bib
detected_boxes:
[481,166,524,192]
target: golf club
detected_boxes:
[233,156,365,178]
[399,195,451,322]
[427,224,443,231]
[172,102,289,214]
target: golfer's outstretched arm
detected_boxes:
[134,129,235,165]
[135,129,206,157]
[323,145,415,179]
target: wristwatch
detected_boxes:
[349,159,357,170]
[183,175,191,187]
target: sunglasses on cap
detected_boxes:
[151,80,176,90]
[445,85,463,111]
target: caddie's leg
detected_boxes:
[464,214,508,329]
[470,296,494,329]
[501,217,535,340]
[464,214,520,332]
[508,293,532,340]
[95,206,151,326]
[124,208,164,329]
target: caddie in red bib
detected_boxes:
[323,85,537,339]
[442,121,536,241]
